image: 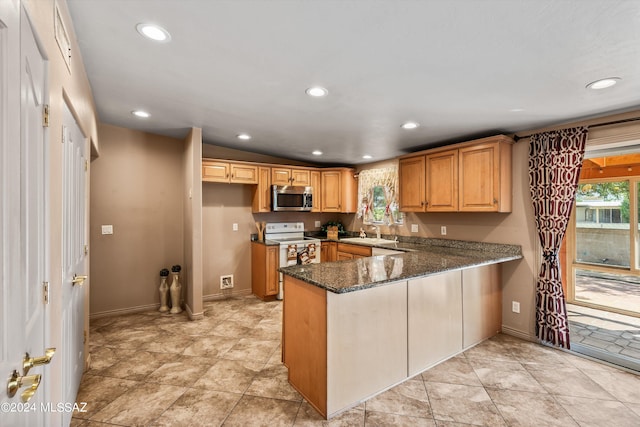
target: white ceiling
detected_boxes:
[67,0,640,165]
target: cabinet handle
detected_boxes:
[425,201,429,206]
[421,201,424,206]
[493,199,498,204]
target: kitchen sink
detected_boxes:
[340,237,398,246]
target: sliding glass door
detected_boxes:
[570,179,640,315]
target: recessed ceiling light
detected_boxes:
[401,121,419,130]
[312,150,323,156]
[586,77,620,90]
[237,133,251,140]
[132,110,150,118]
[362,155,372,159]
[305,86,328,97]
[136,23,171,42]
[509,108,524,113]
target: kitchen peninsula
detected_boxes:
[280,238,522,419]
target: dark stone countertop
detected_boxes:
[279,239,522,294]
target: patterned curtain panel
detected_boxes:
[529,126,588,349]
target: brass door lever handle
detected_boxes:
[72,274,88,285]
[23,347,56,375]
[6,370,41,402]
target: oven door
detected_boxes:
[278,242,319,300]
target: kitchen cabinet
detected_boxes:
[272,167,311,186]
[398,156,425,212]
[202,159,258,184]
[321,241,337,262]
[426,149,458,211]
[310,170,322,213]
[459,140,512,212]
[398,135,513,213]
[336,242,371,260]
[251,242,279,300]
[251,166,271,213]
[321,168,357,213]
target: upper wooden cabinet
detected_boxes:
[459,141,512,212]
[398,156,426,212]
[252,166,271,213]
[202,159,258,184]
[398,135,513,213]
[321,168,357,213]
[310,170,322,213]
[426,149,458,212]
[272,167,311,186]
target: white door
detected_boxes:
[61,101,87,426]
[0,2,50,426]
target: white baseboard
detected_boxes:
[90,289,253,320]
[90,303,160,320]
[501,325,535,342]
[185,303,204,321]
[203,288,252,302]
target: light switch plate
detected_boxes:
[512,301,521,313]
[232,223,238,231]
[315,221,321,228]
[411,224,419,233]
[441,226,447,235]
[101,225,113,235]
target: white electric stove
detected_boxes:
[264,222,320,300]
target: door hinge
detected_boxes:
[43,104,50,127]
[43,281,49,304]
[85,159,88,171]
[83,330,87,344]
[84,245,89,255]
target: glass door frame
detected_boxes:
[566,176,640,318]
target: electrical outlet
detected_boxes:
[315,220,321,228]
[232,223,238,231]
[512,301,520,313]
[441,226,447,236]
[411,224,419,233]
[101,225,113,235]
[220,275,234,289]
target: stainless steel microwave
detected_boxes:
[271,185,313,212]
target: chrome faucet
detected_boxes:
[371,225,381,240]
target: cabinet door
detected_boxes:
[459,143,500,211]
[321,170,342,212]
[336,252,353,261]
[292,169,311,186]
[426,150,458,212]
[399,156,426,212]
[265,246,279,296]
[310,171,322,212]
[272,167,292,185]
[203,161,230,182]
[252,167,271,213]
[230,163,258,184]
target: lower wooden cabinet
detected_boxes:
[251,242,279,300]
[321,241,337,262]
[336,243,371,260]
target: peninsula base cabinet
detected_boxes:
[282,263,502,420]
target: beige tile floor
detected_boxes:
[73,296,640,426]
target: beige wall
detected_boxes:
[202,183,338,299]
[341,142,538,339]
[90,124,185,316]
